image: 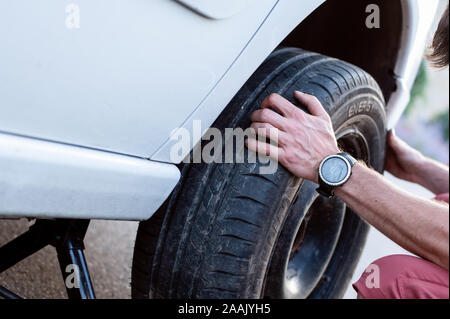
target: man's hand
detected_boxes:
[385,130,425,184]
[246,91,340,183]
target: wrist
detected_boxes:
[334,162,365,196]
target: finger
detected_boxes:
[260,93,295,117]
[245,138,282,160]
[294,91,329,118]
[250,122,286,142]
[251,108,287,131]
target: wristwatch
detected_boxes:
[316,152,357,198]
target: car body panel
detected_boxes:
[176,0,257,19]
[386,0,439,129]
[0,132,180,220]
[151,0,326,162]
[0,0,277,158]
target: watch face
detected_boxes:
[320,156,350,185]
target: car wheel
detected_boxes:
[131,48,386,299]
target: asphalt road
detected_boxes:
[0,219,138,299]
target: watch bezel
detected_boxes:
[318,154,352,187]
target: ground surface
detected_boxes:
[0,219,138,299]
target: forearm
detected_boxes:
[414,156,449,194]
[335,163,449,270]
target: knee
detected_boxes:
[355,254,449,299]
[353,255,416,299]
[435,193,449,203]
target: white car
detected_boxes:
[0,0,440,299]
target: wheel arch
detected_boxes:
[281,0,404,103]
[279,0,439,129]
[151,0,435,162]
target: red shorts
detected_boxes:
[353,194,449,299]
[353,254,449,299]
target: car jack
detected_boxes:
[0,219,95,299]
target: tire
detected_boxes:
[131,48,387,299]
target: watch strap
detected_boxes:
[337,152,357,167]
[317,179,335,198]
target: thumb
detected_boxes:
[387,129,398,147]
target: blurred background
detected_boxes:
[1,1,448,299]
